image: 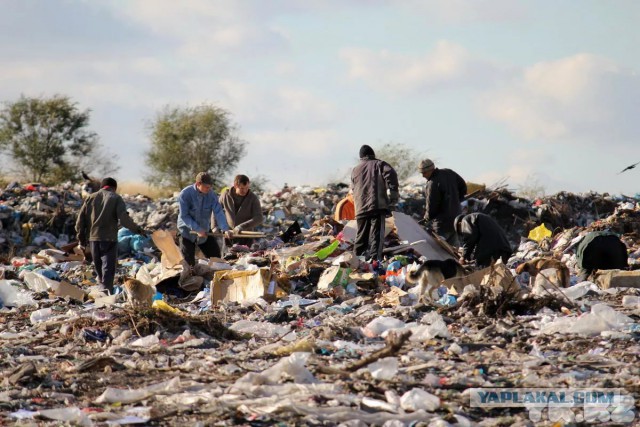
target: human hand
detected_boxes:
[224,230,234,240]
[233,225,243,234]
[197,230,207,238]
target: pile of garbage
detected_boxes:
[0,180,639,425]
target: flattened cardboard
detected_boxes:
[152,230,184,268]
[211,268,272,304]
[594,269,640,289]
[442,263,515,294]
[391,212,456,261]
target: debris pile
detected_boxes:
[0,180,639,425]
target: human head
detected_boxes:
[100,177,117,190]
[195,172,214,193]
[418,158,435,179]
[234,174,251,196]
[359,145,375,159]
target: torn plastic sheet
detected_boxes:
[304,407,435,424]
[156,390,222,406]
[230,352,317,391]
[101,407,152,425]
[229,319,291,338]
[225,383,341,399]
[10,407,93,426]
[95,376,181,404]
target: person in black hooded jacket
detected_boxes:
[454,213,512,268]
[351,145,399,261]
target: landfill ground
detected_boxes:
[0,181,639,426]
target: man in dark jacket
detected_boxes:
[351,145,399,261]
[219,174,263,245]
[454,213,512,268]
[419,158,467,246]
[76,177,146,293]
[575,231,628,280]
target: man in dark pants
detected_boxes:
[76,177,146,294]
[351,145,399,262]
[419,158,466,246]
[576,231,628,281]
[218,174,263,247]
[454,213,512,268]
[177,172,232,267]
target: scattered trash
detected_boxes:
[0,181,638,424]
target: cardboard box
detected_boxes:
[442,263,516,294]
[211,268,274,304]
[317,266,352,290]
[50,280,86,302]
[594,269,640,289]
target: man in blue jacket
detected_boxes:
[177,172,232,266]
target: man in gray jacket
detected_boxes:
[219,174,263,245]
[454,213,512,268]
[419,158,467,246]
[76,177,145,293]
[351,145,399,261]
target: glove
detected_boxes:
[224,230,234,240]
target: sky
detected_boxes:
[1,0,639,195]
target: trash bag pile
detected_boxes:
[0,180,639,425]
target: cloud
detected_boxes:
[340,40,504,94]
[104,0,289,58]
[239,128,344,186]
[483,54,640,145]
[208,80,338,129]
[0,58,180,109]
[399,0,528,23]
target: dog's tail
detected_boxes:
[406,263,429,284]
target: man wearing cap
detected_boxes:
[418,158,467,246]
[76,177,146,294]
[177,172,232,266]
[454,213,512,268]
[351,145,399,261]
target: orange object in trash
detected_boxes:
[334,193,355,221]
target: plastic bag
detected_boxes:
[0,280,35,307]
[528,224,552,242]
[368,357,398,380]
[400,388,440,412]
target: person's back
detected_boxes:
[351,145,399,261]
[77,188,140,243]
[351,157,398,217]
[576,231,628,279]
[75,177,143,294]
[425,168,465,228]
[456,212,511,267]
[419,159,466,246]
